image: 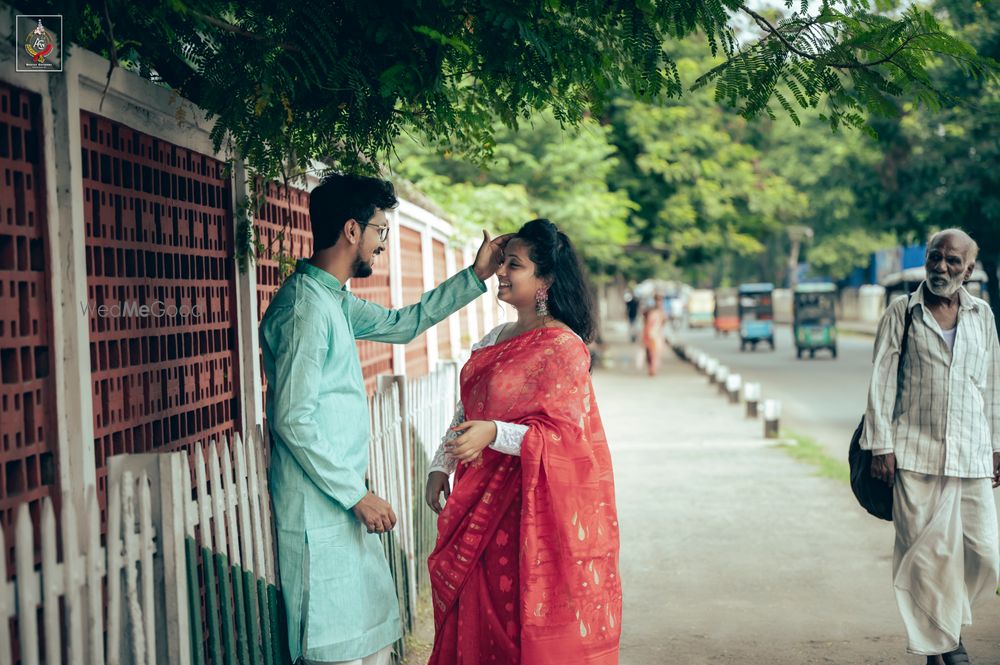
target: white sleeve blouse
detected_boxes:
[428,324,529,475]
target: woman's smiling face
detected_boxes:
[495,238,550,309]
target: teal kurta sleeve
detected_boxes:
[263,303,368,509]
[349,266,485,343]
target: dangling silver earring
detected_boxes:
[535,288,549,317]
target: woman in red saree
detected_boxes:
[425,219,622,665]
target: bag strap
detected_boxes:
[894,295,914,409]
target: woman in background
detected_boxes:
[642,295,667,376]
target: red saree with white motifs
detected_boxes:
[427,328,621,665]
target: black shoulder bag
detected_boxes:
[848,299,913,521]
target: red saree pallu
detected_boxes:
[428,328,622,665]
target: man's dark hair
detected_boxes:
[309,173,398,250]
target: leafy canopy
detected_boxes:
[38,0,996,181]
[391,112,636,273]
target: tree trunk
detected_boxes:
[981,250,999,328]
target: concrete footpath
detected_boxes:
[596,330,1000,664]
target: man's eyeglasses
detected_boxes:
[362,222,390,243]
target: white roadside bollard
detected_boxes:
[705,358,718,383]
[744,382,761,418]
[726,373,742,404]
[763,399,781,439]
[715,366,730,394]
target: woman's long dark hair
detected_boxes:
[516,219,596,343]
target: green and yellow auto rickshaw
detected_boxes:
[793,283,838,359]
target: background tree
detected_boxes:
[31,0,993,181]
[748,108,896,282]
[391,112,636,277]
[863,0,1000,321]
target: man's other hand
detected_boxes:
[351,491,397,533]
[871,452,897,487]
[472,230,514,282]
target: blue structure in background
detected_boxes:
[837,243,927,289]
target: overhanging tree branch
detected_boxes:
[739,4,923,70]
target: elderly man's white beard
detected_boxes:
[926,274,964,298]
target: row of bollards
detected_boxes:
[683,342,781,439]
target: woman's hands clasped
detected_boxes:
[447,420,497,462]
[424,420,497,514]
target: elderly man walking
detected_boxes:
[863,228,1000,665]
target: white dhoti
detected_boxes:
[892,470,1000,655]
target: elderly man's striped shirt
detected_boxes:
[863,284,1000,478]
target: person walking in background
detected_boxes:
[259,173,510,665]
[642,295,667,376]
[863,228,1000,665]
[625,290,640,343]
[424,218,622,665]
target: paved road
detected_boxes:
[674,324,874,461]
[597,324,1000,664]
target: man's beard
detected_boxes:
[926,274,963,298]
[352,253,373,279]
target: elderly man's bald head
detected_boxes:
[929,228,979,262]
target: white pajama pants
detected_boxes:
[301,644,393,665]
[892,470,1000,655]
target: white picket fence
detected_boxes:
[405,363,460,593]
[366,363,460,636]
[0,364,460,665]
[0,471,157,665]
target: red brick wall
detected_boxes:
[0,82,57,575]
[254,181,312,323]
[80,111,240,523]
[399,227,428,377]
[350,262,395,393]
[432,239,451,361]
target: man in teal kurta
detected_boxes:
[259,174,507,664]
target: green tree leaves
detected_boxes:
[43,0,994,183]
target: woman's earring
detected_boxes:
[535,288,549,317]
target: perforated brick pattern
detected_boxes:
[81,111,240,523]
[253,181,312,403]
[253,180,312,327]
[432,239,452,361]
[0,82,57,576]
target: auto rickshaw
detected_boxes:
[713,287,739,335]
[687,289,715,328]
[793,283,838,359]
[738,283,775,351]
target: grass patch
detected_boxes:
[401,586,434,664]
[836,329,874,340]
[773,429,850,485]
